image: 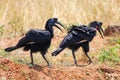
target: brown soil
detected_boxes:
[0,35,120,80]
[0,57,120,80]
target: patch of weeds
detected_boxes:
[0,64,9,71]
[62,23,71,31]
[17,59,26,64]
[9,55,31,65]
[115,39,120,45]
[10,58,26,65]
[66,23,80,32]
[27,63,33,67]
[0,49,9,57]
[98,46,120,64]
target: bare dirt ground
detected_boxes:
[0,35,120,80]
[0,57,120,80]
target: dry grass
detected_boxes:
[0,0,120,37]
[0,1,120,79]
[0,0,120,66]
[0,0,120,65]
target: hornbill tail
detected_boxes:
[4,46,17,52]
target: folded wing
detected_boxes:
[25,29,51,43]
[70,26,97,42]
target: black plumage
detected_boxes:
[52,21,104,65]
[5,18,64,66]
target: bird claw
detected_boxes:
[26,62,34,67]
[47,65,51,68]
[72,63,80,66]
[46,62,51,68]
[30,62,34,65]
[88,61,93,65]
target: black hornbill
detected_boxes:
[5,18,64,67]
[52,21,104,65]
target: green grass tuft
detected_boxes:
[0,49,9,57]
[98,46,120,64]
[0,64,9,71]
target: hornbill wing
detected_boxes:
[59,33,85,48]
[5,29,51,52]
[59,33,73,48]
[71,27,97,42]
[25,29,51,43]
[52,33,87,56]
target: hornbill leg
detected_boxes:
[41,53,50,67]
[84,51,92,64]
[82,42,92,64]
[72,49,78,66]
[30,51,34,65]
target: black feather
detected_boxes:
[4,18,64,66]
[52,21,103,65]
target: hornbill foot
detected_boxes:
[72,62,80,66]
[30,62,34,65]
[88,60,93,65]
[26,62,34,67]
[72,63,82,67]
[47,64,51,68]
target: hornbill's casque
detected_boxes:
[5,18,64,67]
[52,21,104,65]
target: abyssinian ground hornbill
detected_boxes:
[5,18,64,66]
[52,21,104,65]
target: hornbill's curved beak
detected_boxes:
[54,21,64,32]
[97,22,104,38]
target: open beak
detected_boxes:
[98,27,104,38]
[97,22,104,38]
[54,21,64,32]
[100,27,105,35]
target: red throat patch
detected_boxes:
[96,26,99,29]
